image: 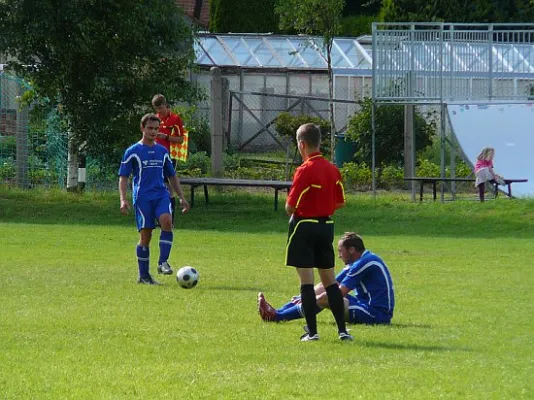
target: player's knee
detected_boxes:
[159,214,173,230]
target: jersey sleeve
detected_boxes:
[336,267,349,284]
[118,148,133,177]
[286,167,309,208]
[168,114,184,137]
[339,260,364,291]
[163,152,176,178]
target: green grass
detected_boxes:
[1,186,533,399]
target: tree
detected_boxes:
[275,0,345,161]
[346,98,434,166]
[0,0,199,162]
[380,0,534,23]
[210,0,278,33]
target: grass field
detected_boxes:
[1,187,533,399]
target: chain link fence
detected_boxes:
[226,90,360,152]
[0,74,69,189]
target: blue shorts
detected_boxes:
[134,197,172,231]
[346,294,392,325]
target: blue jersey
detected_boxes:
[118,142,175,204]
[336,250,395,316]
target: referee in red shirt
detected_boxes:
[284,123,352,342]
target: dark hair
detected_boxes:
[296,123,321,148]
[151,94,167,108]
[339,232,365,252]
[141,113,161,127]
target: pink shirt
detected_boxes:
[475,159,493,172]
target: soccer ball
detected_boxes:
[176,266,199,289]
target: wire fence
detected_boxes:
[226,90,360,153]
[0,74,70,189]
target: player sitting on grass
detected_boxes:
[258,232,395,325]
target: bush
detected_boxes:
[185,151,210,176]
[275,112,331,157]
[416,158,473,178]
[0,135,17,159]
[346,98,435,166]
[0,158,16,181]
[341,15,374,37]
[223,153,241,170]
[173,105,211,155]
[416,158,440,177]
[340,162,372,189]
[379,164,404,189]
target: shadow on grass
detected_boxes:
[359,340,473,352]
[2,188,534,239]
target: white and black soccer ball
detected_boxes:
[176,266,199,289]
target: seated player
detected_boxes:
[258,232,395,325]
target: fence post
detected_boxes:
[66,131,79,192]
[15,85,28,189]
[77,153,86,192]
[210,67,224,177]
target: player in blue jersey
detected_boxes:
[119,113,190,284]
[258,232,395,325]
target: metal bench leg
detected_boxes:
[190,186,195,207]
[274,189,279,211]
[433,181,437,201]
[420,182,424,202]
[203,184,209,204]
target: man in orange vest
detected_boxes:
[151,94,186,225]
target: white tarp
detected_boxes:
[447,102,534,198]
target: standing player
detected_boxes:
[119,113,190,284]
[281,123,352,342]
[258,232,395,326]
[151,94,185,225]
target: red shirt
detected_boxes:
[155,111,184,152]
[287,152,345,218]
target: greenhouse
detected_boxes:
[191,25,534,149]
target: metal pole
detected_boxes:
[371,101,376,198]
[488,24,494,100]
[440,102,446,202]
[371,23,377,198]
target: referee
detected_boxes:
[284,123,352,342]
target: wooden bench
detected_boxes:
[179,177,292,210]
[404,177,528,201]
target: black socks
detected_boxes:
[300,284,318,336]
[325,283,348,335]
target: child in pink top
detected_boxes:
[474,147,504,202]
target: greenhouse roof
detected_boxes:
[195,33,534,77]
[195,34,372,72]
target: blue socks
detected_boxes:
[158,231,173,264]
[136,245,149,278]
[276,298,322,322]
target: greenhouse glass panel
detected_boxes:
[200,38,235,66]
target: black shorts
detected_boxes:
[164,159,178,184]
[285,217,335,269]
